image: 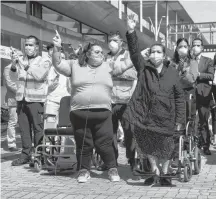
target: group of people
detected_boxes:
[3,14,216,186]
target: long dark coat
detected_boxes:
[122,31,186,137]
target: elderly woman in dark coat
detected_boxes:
[123,15,185,185]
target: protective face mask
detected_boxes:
[178,47,188,57]
[88,54,104,67]
[149,55,163,67]
[108,41,119,54]
[192,46,202,56]
[25,47,37,57]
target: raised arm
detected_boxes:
[52,46,72,77]
[52,30,72,77]
[126,14,146,73]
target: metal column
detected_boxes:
[119,0,122,19]
[175,12,178,42]
[210,24,212,44]
[155,0,158,41]
[124,2,128,16]
[166,1,169,48]
[140,0,143,32]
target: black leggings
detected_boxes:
[70,109,116,171]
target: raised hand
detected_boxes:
[127,14,138,32]
[10,47,18,66]
[53,30,62,47]
[141,48,150,60]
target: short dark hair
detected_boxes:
[192,38,203,46]
[108,31,123,41]
[150,43,166,55]
[47,43,54,51]
[26,35,40,45]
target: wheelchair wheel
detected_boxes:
[34,159,42,173]
[183,160,192,182]
[194,146,201,175]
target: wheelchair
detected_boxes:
[33,96,76,173]
[132,94,201,183]
[33,96,102,173]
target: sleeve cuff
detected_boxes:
[11,66,17,72]
[24,65,30,71]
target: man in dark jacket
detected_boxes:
[191,38,214,155]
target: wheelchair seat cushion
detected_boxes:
[44,127,74,136]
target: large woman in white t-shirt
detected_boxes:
[52,30,133,183]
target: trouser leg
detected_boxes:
[27,102,44,148]
[17,101,32,159]
[7,106,17,148]
[93,110,116,169]
[121,119,135,159]
[70,110,94,171]
[197,105,211,149]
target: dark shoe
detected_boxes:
[203,148,211,155]
[128,158,135,171]
[160,178,172,186]
[144,176,155,185]
[11,158,30,166]
[97,164,108,171]
[8,147,19,152]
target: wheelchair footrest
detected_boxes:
[160,174,178,179]
[133,169,156,176]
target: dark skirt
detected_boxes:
[134,125,175,160]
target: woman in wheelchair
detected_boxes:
[171,38,199,125]
[170,38,199,157]
[52,30,134,183]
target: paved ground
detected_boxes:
[1,124,216,199]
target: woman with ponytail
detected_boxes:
[52,30,133,183]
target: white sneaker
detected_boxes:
[108,168,120,182]
[77,169,91,183]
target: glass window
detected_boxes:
[42,6,80,33]
[1,2,26,13]
[81,24,104,35]
[83,34,107,43]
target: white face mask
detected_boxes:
[108,41,120,54]
[192,46,202,56]
[149,55,164,67]
[25,48,36,57]
[178,47,188,57]
[88,54,104,67]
